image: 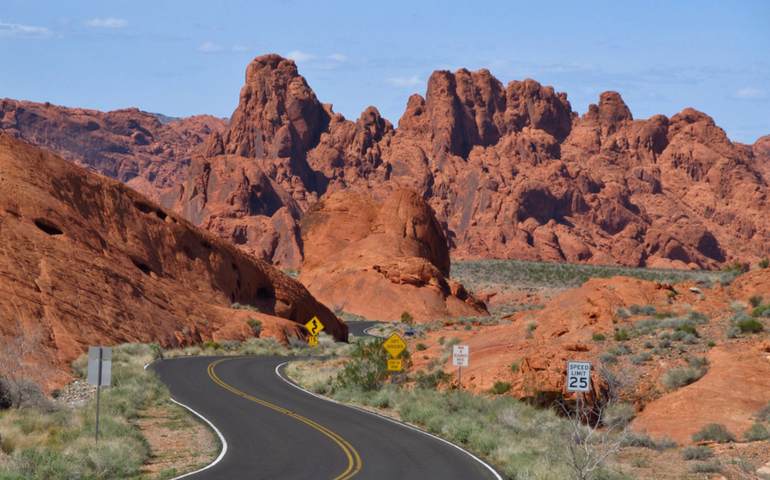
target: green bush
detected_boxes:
[756,402,770,422]
[692,423,735,443]
[737,317,764,333]
[751,304,770,318]
[749,295,764,308]
[620,433,676,450]
[335,338,406,391]
[400,311,414,326]
[414,370,451,390]
[682,445,713,460]
[592,332,606,341]
[599,352,618,364]
[510,361,519,372]
[614,329,630,342]
[415,343,427,351]
[489,381,511,395]
[759,258,769,269]
[744,422,770,441]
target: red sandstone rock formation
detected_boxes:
[299,189,487,322]
[0,134,345,390]
[3,56,768,270]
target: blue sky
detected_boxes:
[1,0,768,143]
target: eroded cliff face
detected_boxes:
[3,55,768,270]
[0,134,345,390]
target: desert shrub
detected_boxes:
[687,311,709,324]
[400,311,414,326]
[615,308,630,319]
[592,333,606,341]
[231,302,260,312]
[510,361,519,372]
[744,422,770,441]
[751,304,770,318]
[202,340,221,350]
[749,295,764,308]
[756,402,770,422]
[692,423,735,443]
[0,377,13,409]
[690,461,722,474]
[599,352,618,364]
[643,341,654,349]
[662,366,704,390]
[415,343,427,351]
[759,258,769,269]
[737,317,764,333]
[414,370,451,390]
[682,445,713,460]
[621,433,676,450]
[246,318,262,337]
[614,329,630,342]
[335,338,398,391]
[608,345,632,356]
[490,381,511,395]
[602,402,635,428]
[631,352,651,365]
[629,305,656,316]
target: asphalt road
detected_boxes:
[344,320,381,339]
[154,355,499,480]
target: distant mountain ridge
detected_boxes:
[2,54,768,269]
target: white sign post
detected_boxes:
[566,361,591,393]
[452,345,469,388]
[87,346,112,443]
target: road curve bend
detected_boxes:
[154,356,500,480]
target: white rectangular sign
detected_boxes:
[87,346,112,387]
[566,361,591,392]
[452,345,469,367]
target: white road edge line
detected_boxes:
[144,359,228,480]
[167,397,228,480]
[275,361,504,480]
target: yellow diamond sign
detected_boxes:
[387,358,403,371]
[305,316,324,336]
[383,332,407,358]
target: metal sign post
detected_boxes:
[87,346,112,443]
[452,345,469,389]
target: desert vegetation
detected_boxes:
[452,260,735,293]
[0,344,215,480]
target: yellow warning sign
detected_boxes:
[307,335,318,347]
[387,358,403,371]
[305,316,324,336]
[383,332,407,358]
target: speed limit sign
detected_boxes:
[566,361,591,392]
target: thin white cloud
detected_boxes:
[198,41,223,53]
[0,21,51,38]
[85,17,127,29]
[328,53,347,62]
[286,50,315,62]
[386,75,422,88]
[734,87,767,100]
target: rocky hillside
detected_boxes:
[3,55,768,269]
[0,134,345,390]
[0,99,226,204]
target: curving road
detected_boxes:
[154,355,500,480]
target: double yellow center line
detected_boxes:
[206,358,362,479]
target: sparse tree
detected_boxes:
[557,365,633,480]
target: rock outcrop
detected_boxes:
[0,99,226,204]
[0,134,345,390]
[299,189,486,322]
[3,56,768,269]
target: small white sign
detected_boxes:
[566,361,591,392]
[452,345,469,367]
[87,346,112,387]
